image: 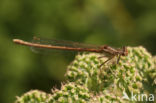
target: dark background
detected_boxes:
[0,0,155,102]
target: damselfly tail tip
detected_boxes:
[13,39,23,44]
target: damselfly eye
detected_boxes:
[122,47,128,56]
[102,45,108,49]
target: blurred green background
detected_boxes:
[0,0,155,102]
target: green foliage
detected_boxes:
[15,46,156,103]
[49,82,90,103]
[15,90,52,103]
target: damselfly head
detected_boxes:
[121,46,128,56]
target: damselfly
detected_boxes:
[13,37,128,65]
